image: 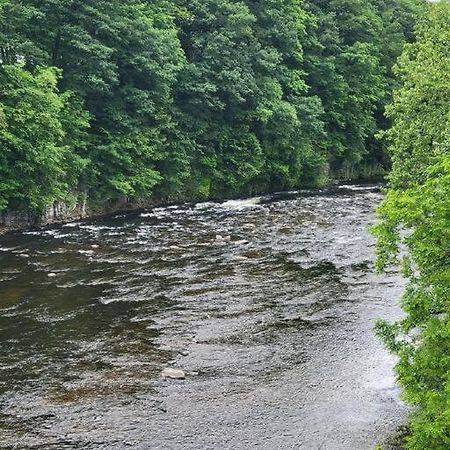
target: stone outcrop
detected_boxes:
[0,196,88,233]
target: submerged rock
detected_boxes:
[161,368,186,380]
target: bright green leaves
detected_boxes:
[0,65,89,212]
[7,0,186,206]
[91,130,164,200]
[383,3,450,189]
[374,3,450,448]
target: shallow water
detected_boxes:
[0,185,406,450]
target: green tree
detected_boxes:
[303,0,384,177]
[2,0,186,203]
[0,65,89,212]
[303,0,423,179]
[374,3,450,449]
[246,0,326,189]
[174,0,267,197]
[175,0,326,197]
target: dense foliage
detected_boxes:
[0,0,424,213]
[374,3,450,449]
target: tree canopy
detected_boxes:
[374,3,450,448]
[0,0,425,212]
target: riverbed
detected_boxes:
[0,185,406,449]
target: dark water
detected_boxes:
[0,185,406,450]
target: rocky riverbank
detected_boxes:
[0,180,384,234]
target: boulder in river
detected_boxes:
[161,368,186,380]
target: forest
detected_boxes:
[0,0,424,213]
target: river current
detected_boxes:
[0,185,406,449]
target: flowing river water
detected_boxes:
[0,185,407,450]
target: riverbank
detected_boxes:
[0,178,385,235]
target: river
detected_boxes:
[0,185,407,450]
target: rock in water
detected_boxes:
[161,368,186,380]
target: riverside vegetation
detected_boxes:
[374,2,450,449]
[0,0,425,215]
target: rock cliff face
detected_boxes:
[0,209,36,231]
[0,198,88,233]
[0,194,156,233]
[0,179,370,234]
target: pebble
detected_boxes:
[161,368,186,380]
[215,235,231,243]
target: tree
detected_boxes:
[2,0,186,203]
[174,0,267,197]
[374,3,450,448]
[246,0,326,189]
[302,0,424,179]
[0,65,88,212]
[0,0,427,212]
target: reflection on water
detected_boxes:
[0,185,406,450]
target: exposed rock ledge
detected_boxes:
[0,195,164,234]
[0,180,380,234]
[0,199,88,234]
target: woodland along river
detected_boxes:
[0,185,407,450]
